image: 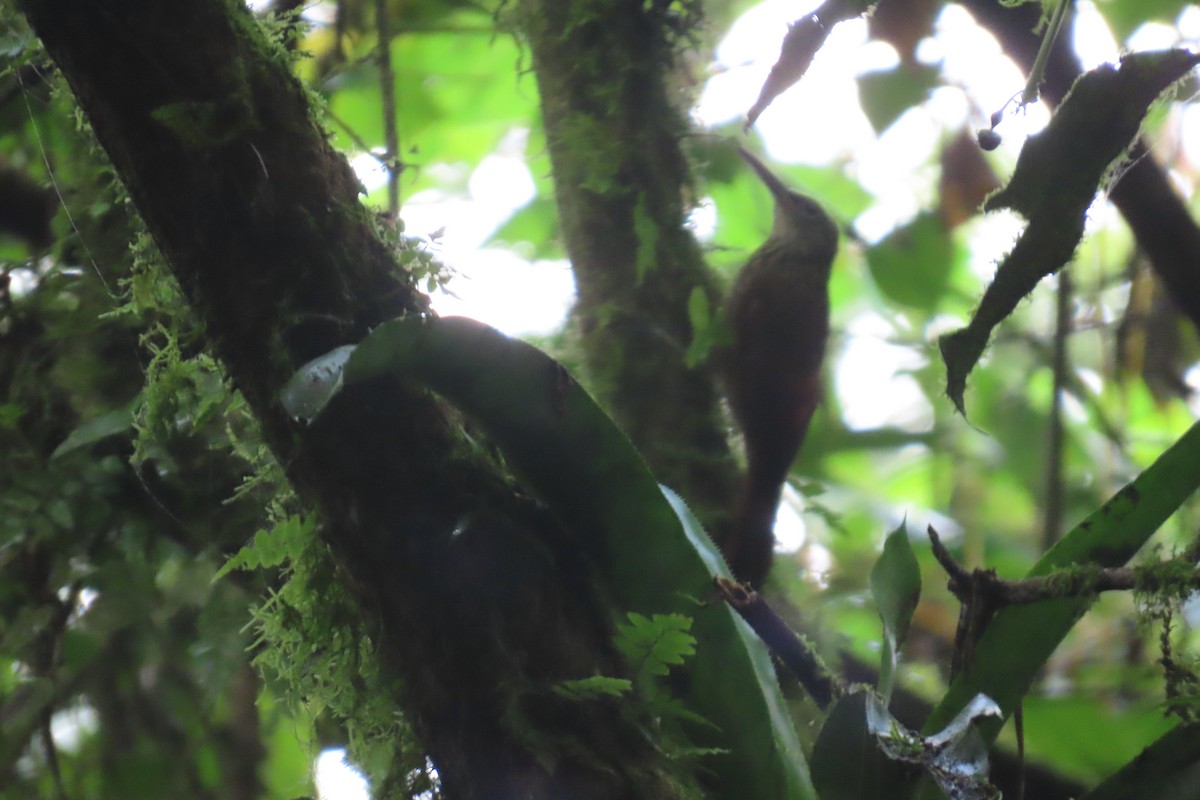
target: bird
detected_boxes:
[720,145,839,587]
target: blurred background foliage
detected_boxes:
[2,0,1200,796]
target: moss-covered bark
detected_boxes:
[514,0,741,546]
[20,0,683,796]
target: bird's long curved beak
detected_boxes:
[736,145,792,204]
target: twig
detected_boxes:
[928,525,999,677]
[374,0,400,216]
[1043,267,1071,548]
[928,525,1200,609]
[323,107,383,158]
[1020,0,1072,107]
[714,577,843,709]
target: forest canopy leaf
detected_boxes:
[940,49,1200,414]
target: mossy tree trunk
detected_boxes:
[515,0,743,546]
[20,0,685,796]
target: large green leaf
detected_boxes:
[50,403,135,459]
[1012,696,1175,782]
[284,314,815,799]
[857,63,939,134]
[811,692,903,800]
[1083,723,1200,800]
[924,420,1200,740]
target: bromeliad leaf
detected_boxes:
[285,314,817,800]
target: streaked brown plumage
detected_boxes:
[722,146,839,587]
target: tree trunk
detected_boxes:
[515,0,743,546]
[20,0,680,795]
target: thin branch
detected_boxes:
[1043,267,1071,548]
[928,525,1200,609]
[323,107,382,158]
[374,0,400,216]
[40,711,68,800]
[714,577,843,708]
[1020,0,1072,106]
[960,0,1200,338]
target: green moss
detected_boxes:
[251,535,428,794]
[554,112,626,193]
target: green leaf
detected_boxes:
[488,196,564,259]
[869,521,921,702]
[1013,696,1174,782]
[1098,0,1192,40]
[811,692,906,800]
[857,64,940,134]
[865,211,959,312]
[51,403,135,459]
[924,420,1200,741]
[1083,722,1200,800]
[295,314,816,799]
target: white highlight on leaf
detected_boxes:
[280,345,357,424]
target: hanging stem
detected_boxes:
[375,0,400,216]
[1043,267,1071,549]
[1022,0,1073,107]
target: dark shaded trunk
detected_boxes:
[515,0,743,550]
[20,0,679,796]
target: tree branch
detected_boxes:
[928,525,1200,608]
[959,0,1200,337]
[514,1,741,544]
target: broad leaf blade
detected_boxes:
[811,692,908,800]
[329,315,814,799]
[1083,723,1200,800]
[51,403,135,459]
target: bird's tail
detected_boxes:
[727,468,784,588]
